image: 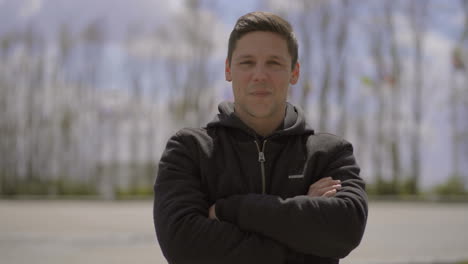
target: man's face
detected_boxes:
[226,31,299,121]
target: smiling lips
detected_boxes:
[250,91,272,97]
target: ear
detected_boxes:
[225,58,232,82]
[290,62,300,85]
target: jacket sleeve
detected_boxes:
[153,132,289,264]
[215,139,368,259]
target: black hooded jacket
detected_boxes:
[153,102,368,264]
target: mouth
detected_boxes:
[250,91,272,97]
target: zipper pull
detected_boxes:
[258,151,265,162]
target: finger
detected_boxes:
[208,204,218,220]
[318,177,340,185]
[312,178,341,190]
[316,184,341,195]
[319,184,341,193]
[315,177,333,185]
[308,184,327,196]
[322,189,337,197]
[308,179,339,192]
[309,177,337,189]
[308,184,341,197]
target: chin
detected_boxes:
[247,107,275,119]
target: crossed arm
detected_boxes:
[154,133,367,263]
[154,134,289,264]
[209,177,342,219]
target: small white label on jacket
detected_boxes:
[288,174,304,179]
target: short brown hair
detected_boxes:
[227,12,298,69]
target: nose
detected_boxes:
[252,65,267,83]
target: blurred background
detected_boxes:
[1,0,468,264]
[0,0,467,199]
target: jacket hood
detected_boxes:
[206,101,314,137]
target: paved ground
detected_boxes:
[1,200,467,264]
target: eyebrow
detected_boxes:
[234,55,254,61]
[234,55,287,61]
[268,55,286,61]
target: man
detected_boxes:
[153,11,367,264]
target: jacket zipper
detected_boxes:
[254,140,267,194]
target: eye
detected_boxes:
[268,61,281,65]
[240,61,253,65]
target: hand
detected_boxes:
[209,204,218,220]
[307,177,341,197]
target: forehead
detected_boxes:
[233,31,290,60]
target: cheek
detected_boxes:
[232,73,250,89]
[235,72,251,84]
[273,74,292,90]
[232,82,244,99]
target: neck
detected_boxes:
[234,105,286,137]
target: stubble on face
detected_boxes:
[236,82,284,119]
[227,31,296,134]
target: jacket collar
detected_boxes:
[206,101,314,138]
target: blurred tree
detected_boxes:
[296,0,318,111]
[0,32,18,193]
[450,0,468,183]
[317,1,332,132]
[363,0,406,194]
[49,24,76,195]
[335,0,351,138]
[160,0,218,127]
[432,175,467,196]
[462,0,468,177]
[57,24,75,81]
[384,1,402,194]
[407,0,429,194]
[21,25,47,183]
[79,19,107,192]
[367,13,387,193]
[270,0,352,135]
[81,19,106,86]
